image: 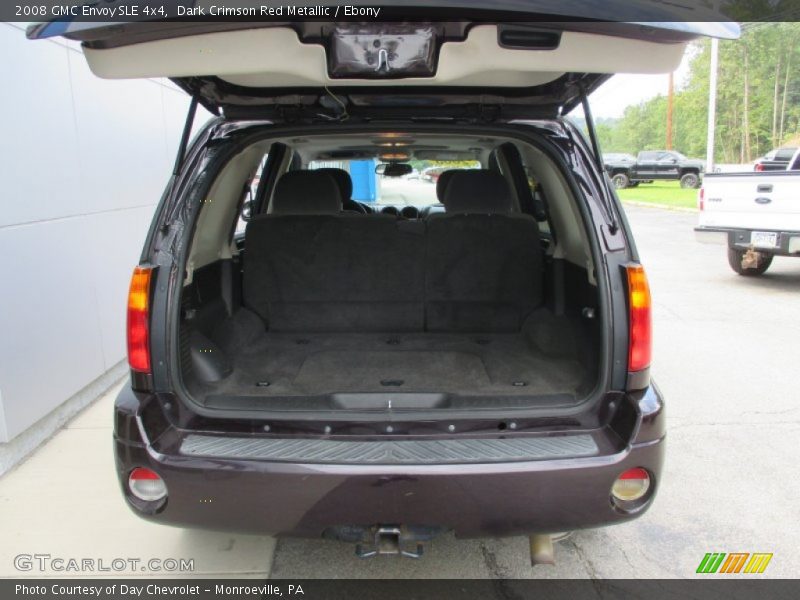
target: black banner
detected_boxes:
[4,579,800,600]
[8,0,800,25]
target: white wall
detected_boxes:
[0,23,207,443]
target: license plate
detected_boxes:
[751,231,778,248]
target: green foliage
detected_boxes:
[409,160,480,171]
[596,22,800,163]
[617,182,698,210]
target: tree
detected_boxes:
[592,22,800,163]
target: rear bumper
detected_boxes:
[694,227,728,245]
[695,226,800,255]
[114,386,665,538]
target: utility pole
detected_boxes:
[706,3,721,171]
[666,71,674,150]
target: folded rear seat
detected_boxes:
[425,170,544,332]
[243,171,425,332]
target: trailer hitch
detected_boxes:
[742,247,763,269]
[355,526,424,559]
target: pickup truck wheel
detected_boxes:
[680,173,700,189]
[727,248,773,276]
[612,173,629,189]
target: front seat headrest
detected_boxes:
[436,169,464,202]
[314,168,353,200]
[271,171,342,215]
[442,170,514,214]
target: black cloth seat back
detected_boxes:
[244,170,543,333]
[313,167,369,214]
[426,171,544,331]
[244,213,425,332]
[435,169,464,203]
[270,170,342,215]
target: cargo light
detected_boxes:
[626,264,652,374]
[128,467,167,502]
[127,266,153,373]
[611,467,651,503]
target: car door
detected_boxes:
[635,152,660,179]
[656,152,680,178]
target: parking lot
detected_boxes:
[1,204,797,579]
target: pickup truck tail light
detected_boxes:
[626,265,652,374]
[698,187,705,211]
[127,266,153,373]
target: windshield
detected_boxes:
[310,159,482,208]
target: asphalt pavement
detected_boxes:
[269,204,800,579]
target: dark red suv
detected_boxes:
[29,10,736,562]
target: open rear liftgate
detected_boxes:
[162,52,613,570]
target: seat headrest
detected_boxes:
[314,168,353,200]
[435,169,464,202]
[271,171,342,215]
[442,170,514,214]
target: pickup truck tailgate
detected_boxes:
[699,172,800,231]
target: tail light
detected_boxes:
[698,187,705,211]
[611,467,651,502]
[626,265,652,374]
[128,467,167,502]
[127,266,153,373]
[755,163,764,172]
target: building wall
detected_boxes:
[0,23,207,444]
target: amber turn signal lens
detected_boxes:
[626,265,652,373]
[127,266,153,373]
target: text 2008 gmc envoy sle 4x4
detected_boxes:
[29,6,736,563]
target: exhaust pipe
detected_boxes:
[529,534,555,566]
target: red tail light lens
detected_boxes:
[698,187,705,211]
[127,266,153,373]
[755,163,764,172]
[626,265,652,373]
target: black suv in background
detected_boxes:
[605,150,705,189]
[29,11,734,564]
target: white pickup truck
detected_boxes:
[695,149,800,275]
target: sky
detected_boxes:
[588,48,696,119]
